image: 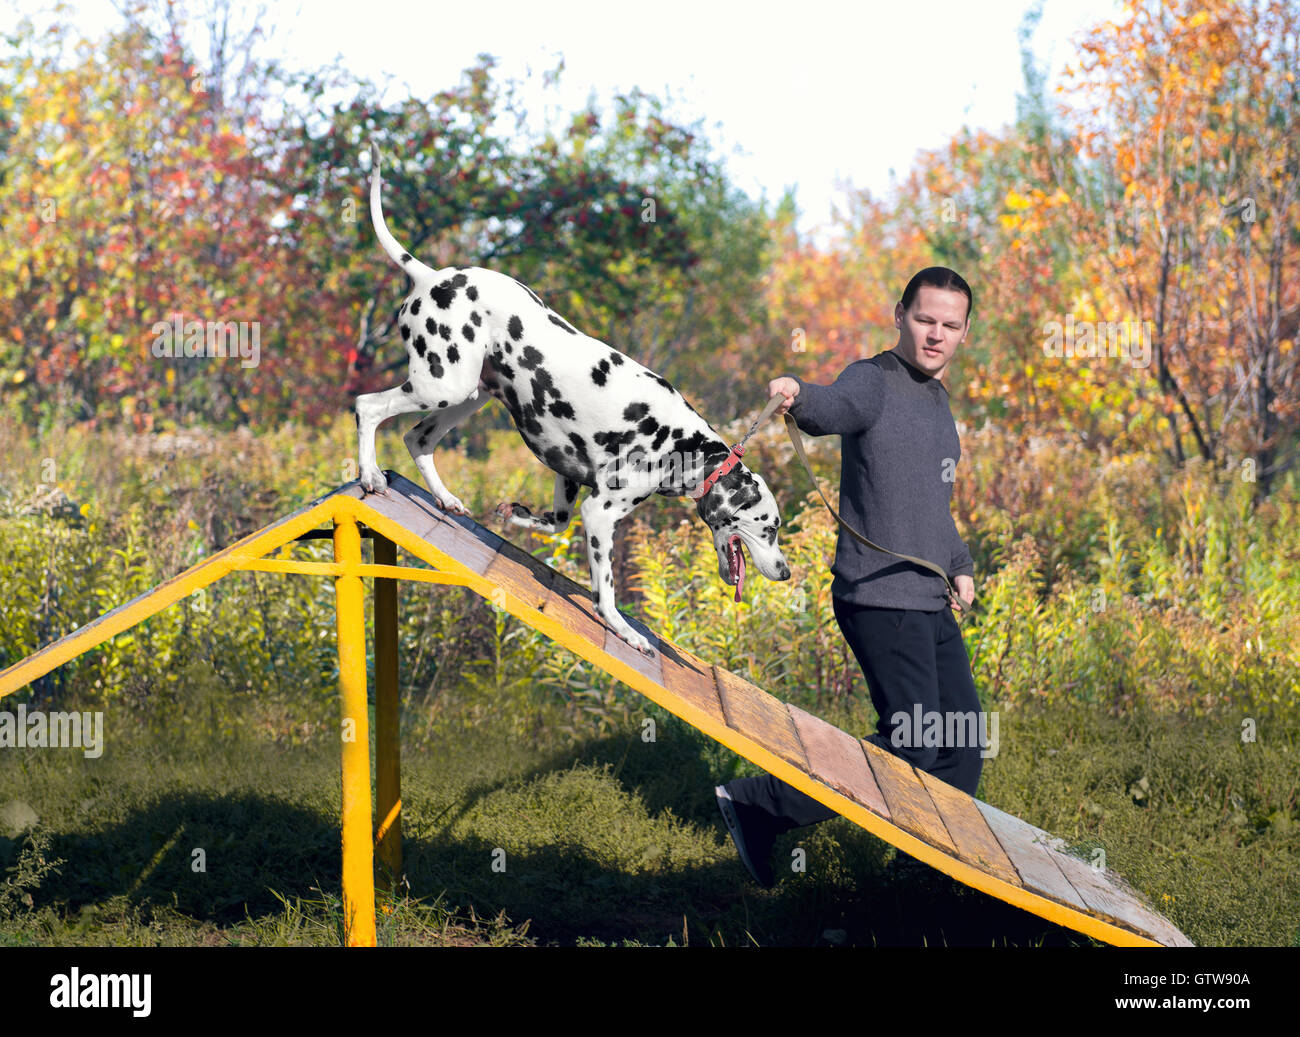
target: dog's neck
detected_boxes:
[682,423,755,526]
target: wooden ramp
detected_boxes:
[0,471,1192,947]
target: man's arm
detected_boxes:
[768,361,884,437]
[947,515,975,610]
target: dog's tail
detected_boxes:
[369,141,438,282]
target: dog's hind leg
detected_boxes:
[496,473,581,534]
[355,383,435,493]
[403,393,491,514]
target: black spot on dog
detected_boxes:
[591,358,611,386]
[430,281,458,309]
[411,297,421,316]
[638,417,659,436]
[447,344,460,364]
[594,428,637,456]
[519,346,544,370]
[548,312,578,335]
[673,431,717,458]
[439,323,451,341]
[470,311,482,327]
[550,400,575,419]
[467,285,479,301]
[401,324,411,341]
[503,385,521,417]
[568,433,590,463]
[438,400,448,409]
[427,352,444,378]
[400,252,413,264]
[645,372,677,394]
[529,369,556,413]
[462,324,475,342]
[508,315,524,341]
[651,425,670,451]
[513,279,544,307]
[401,381,413,393]
[413,335,427,358]
[425,317,438,336]
[591,535,600,549]
[543,446,566,471]
[496,360,515,381]
[623,402,649,422]
[608,352,624,365]
[449,272,468,289]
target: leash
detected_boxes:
[717,393,977,619]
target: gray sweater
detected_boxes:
[789,348,974,611]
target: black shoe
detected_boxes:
[716,784,777,888]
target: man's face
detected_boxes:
[894,285,969,379]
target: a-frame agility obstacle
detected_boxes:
[0,471,1193,947]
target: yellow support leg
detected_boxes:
[334,515,376,947]
[373,534,402,892]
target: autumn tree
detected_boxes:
[1064,0,1300,494]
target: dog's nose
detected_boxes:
[777,562,791,580]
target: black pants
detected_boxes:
[728,597,984,832]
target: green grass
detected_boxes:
[3,691,1295,947]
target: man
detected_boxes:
[715,266,982,888]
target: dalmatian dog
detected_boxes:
[355,143,791,653]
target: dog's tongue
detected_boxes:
[727,534,745,602]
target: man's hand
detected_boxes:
[949,574,975,615]
[769,376,800,416]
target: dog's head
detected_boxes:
[694,461,791,588]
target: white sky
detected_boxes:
[10,0,1124,234]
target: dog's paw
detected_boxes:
[495,501,533,524]
[617,625,653,655]
[438,493,470,516]
[359,467,388,494]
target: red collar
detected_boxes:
[688,444,745,501]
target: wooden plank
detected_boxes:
[425,515,502,575]
[976,802,1090,913]
[787,704,890,819]
[862,741,958,856]
[916,769,1021,888]
[713,667,807,769]
[355,486,442,543]
[1043,840,1180,942]
[656,640,725,726]
[482,545,550,613]
[603,614,663,687]
[538,574,607,646]
[379,473,501,573]
[1115,899,1194,948]
[496,538,559,586]
[1084,866,1192,946]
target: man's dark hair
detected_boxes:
[900,267,973,322]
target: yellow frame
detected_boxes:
[0,483,1188,948]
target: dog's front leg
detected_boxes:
[355,384,433,493]
[579,488,652,654]
[497,473,581,534]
